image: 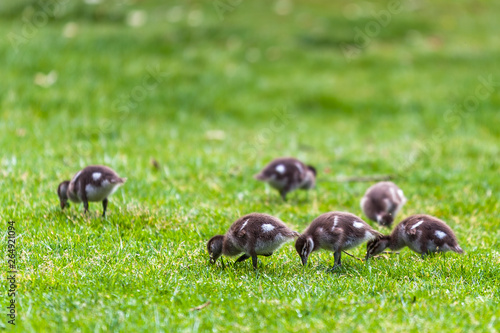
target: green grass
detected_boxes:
[1,0,500,331]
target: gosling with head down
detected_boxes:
[366,214,463,260]
[361,181,407,227]
[207,213,299,269]
[254,157,316,201]
[295,211,382,268]
[57,165,126,217]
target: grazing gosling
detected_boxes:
[366,214,464,260]
[295,211,382,268]
[361,181,407,227]
[57,165,126,217]
[254,157,317,201]
[207,213,299,269]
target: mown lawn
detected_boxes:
[1,0,499,331]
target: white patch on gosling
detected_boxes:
[376,215,382,223]
[255,232,288,254]
[332,216,339,230]
[85,179,120,201]
[411,220,424,230]
[92,172,102,181]
[274,232,284,242]
[364,230,374,241]
[85,184,98,198]
[261,224,275,232]
[353,221,364,229]
[275,164,286,174]
[435,230,447,239]
[397,189,406,201]
[240,219,249,231]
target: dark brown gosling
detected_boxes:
[207,213,299,269]
[366,214,464,260]
[57,165,126,217]
[295,211,382,268]
[254,157,316,201]
[361,181,407,227]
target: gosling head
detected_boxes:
[377,212,394,227]
[365,236,390,260]
[306,165,317,176]
[207,235,224,264]
[57,180,70,210]
[295,236,314,266]
[303,165,317,189]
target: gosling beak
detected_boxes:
[301,255,308,266]
[209,257,216,264]
[60,201,66,209]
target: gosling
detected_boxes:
[361,181,407,227]
[57,165,126,217]
[366,214,464,259]
[295,211,382,268]
[207,213,299,269]
[254,157,316,201]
